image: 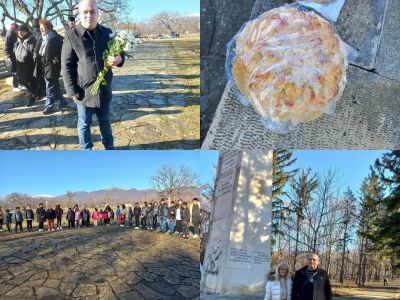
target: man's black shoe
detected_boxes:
[26,95,36,107]
[42,107,54,115]
[59,99,68,109]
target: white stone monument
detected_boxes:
[202,150,273,295]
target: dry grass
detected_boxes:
[0,37,4,60]
[170,37,200,143]
[152,36,200,146]
[331,280,400,299]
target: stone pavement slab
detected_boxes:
[375,0,400,81]
[200,0,256,140]
[0,225,200,299]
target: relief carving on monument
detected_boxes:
[206,239,224,273]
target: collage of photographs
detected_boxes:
[0,0,399,300]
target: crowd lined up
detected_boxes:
[0,198,201,239]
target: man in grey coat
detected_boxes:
[61,0,124,149]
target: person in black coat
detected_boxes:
[66,208,75,228]
[3,23,19,89]
[34,19,66,114]
[167,201,176,235]
[133,203,141,229]
[292,253,333,300]
[190,198,200,238]
[14,24,37,106]
[36,203,46,232]
[25,204,35,232]
[181,202,191,239]
[61,0,124,150]
[45,206,56,231]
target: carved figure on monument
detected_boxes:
[206,239,224,273]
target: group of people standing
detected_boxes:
[0,198,201,240]
[4,18,73,113]
[2,0,125,149]
[0,203,64,233]
[264,253,332,300]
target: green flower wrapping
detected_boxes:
[90,32,136,95]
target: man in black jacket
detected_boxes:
[66,208,75,228]
[292,253,333,300]
[61,0,124,150]
[25,204,35,232]
[4,23,18,90]
[36,203,46,232]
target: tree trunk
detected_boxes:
[361,239,368,286]
[340,223,348,285]
[293,216,300,271]
[356,236,365,286]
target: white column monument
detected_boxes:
[202,150,273,295]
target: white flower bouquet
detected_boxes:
[90,31,137,95]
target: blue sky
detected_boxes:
[3,0,199,28]
[291,150,386,196]
[0,151,201,197]
[197,150,387,196]
[131,0,200,21]
[200,151,219,185]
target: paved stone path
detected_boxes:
[0,40,199,150]
[0,226,200,299]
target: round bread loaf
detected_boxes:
[232,6,347,123]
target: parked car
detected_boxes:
[169,32,180,38]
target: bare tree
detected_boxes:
[0,0,130,30]
[3,192,32,207]
[65,191,75,208]
[150,165,199,206]
[151,11,180,33]
[287,168,319,270]
[339,188,357,285]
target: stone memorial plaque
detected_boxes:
[213,151,242,220]
[228,246,252,268]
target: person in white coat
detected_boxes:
[264,262,293,300]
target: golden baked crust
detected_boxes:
[232,6,347,123]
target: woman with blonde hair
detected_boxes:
[264,262,293,300]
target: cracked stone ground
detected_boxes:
[0,225,200,299]
[0,38,200,150]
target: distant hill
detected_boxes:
[37,187,199,206]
